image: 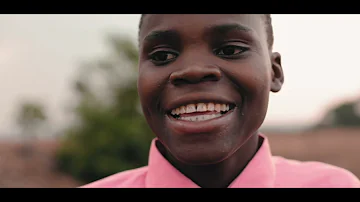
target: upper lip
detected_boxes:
[163,92,236,113]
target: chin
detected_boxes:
[166,137,236,166]
[149,105,250,166]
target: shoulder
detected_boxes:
[273,156,360,188]
[80,166,148,188]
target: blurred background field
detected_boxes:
[2,128,360,187]
[0,14,360,187]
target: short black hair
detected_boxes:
[138,14,274,50]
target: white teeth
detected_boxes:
[207,103,214,111]
[180,106,186,114]
[220,104,226,111]
[196,103,207,112]
[170,102,231,116]
[215,104,221,112]
[186,104,196,113]
[179,114,222,122]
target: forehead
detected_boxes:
[139,14,266,44]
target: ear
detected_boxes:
[270,52,284,93]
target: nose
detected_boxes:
[169,64,222,85]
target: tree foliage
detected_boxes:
[16,101,47,139]
[317,99,360,128]
[56,35,153,183]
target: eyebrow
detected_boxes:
[205,23,252,35]
[143,30,180,44]
[142,23,253,45]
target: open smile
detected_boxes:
[168,102,236,122]
[163,94,240,134]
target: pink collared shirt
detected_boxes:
[81,135,360,188]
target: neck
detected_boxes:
[163,133,261,188]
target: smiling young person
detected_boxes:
[82,14,360,188]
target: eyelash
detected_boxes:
[149,50,179,65]
[148,45,249,65]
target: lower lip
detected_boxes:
[165,108,237,135]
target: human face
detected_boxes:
[137,14,284,165]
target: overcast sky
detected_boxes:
[1,14,360,135]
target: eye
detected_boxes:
[149,51,178,65]
[214,45,249,59]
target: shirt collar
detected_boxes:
[145,134,275,188]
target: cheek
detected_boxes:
[137,70,151,101]
[225,59,271,121]
[227,61,271,95]
[244,61,272,121]
[243,61,271,107]
[137,64,168,112]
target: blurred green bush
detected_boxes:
[55,35,153,183]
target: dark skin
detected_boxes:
[137,14,284,188]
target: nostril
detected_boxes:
[172,78,189,85]
[169,66,222,85]
[172,75,218,85]
[201,74,219,82]
[171,74,220,85]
